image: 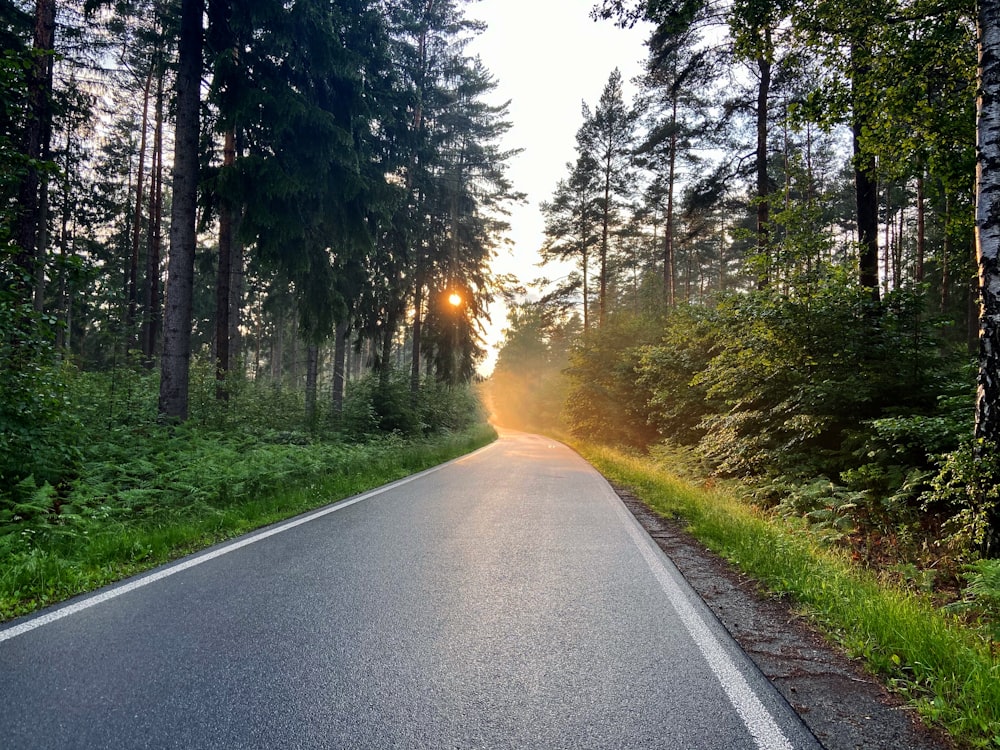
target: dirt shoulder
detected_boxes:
[612,483,957,750]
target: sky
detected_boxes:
[463,0,651,372]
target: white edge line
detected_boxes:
[606,490,796,750]
[0,439,499,644]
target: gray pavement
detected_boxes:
[0,431,822,749]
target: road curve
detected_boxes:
[0,430,821,749]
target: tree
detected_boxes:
[578,69,636,327]
[974,0,1000,553]
[635,22,717,306]
[540,153,601,330]
[377,1,516,389]
[14,0,56,307]
[157,0,203,420]
[729,0,793,287]
[210,0,397,414]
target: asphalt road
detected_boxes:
[0,431,822,749]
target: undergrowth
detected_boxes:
[0,362,495,622]
[0,422,496,621]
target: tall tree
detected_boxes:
[726,0,797,288]
[540,153,601,330]
[13,0,56,309]
[579,69,636,327]
[974,0,1000,553]
[211,0,398,409]
[157,0,203,420]
[635,23,716,307]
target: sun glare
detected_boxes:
[448,292,463,307]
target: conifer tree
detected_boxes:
[157,0,203,420]
[540,153,601,330]
[578,69,636,327]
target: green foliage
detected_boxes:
[692,273,953,479]
[338,370,484,438]
[946,559,1000,641]
[0,363,495,620]
[635,305,716,443]
[563,314,661,447]
[0,278,83,488]
[924,439,1000,557]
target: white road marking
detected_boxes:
[0,441,499,643]
[605,486,796,750]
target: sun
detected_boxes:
[448,292,463,307]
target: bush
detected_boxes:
[635,305,716,444]
[338,371,485,439]
[0,283,82,488]
[563,314,661,447]
[924,439,1000,558]
[692,274,952,479]
[948,560,1000,641]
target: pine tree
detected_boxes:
[578,69,636,327]
[635,23,717,307]
[157,0,203,420]
[540,153,601,330]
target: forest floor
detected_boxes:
[612,483,959,750]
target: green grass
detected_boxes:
[0,423,497,623]
[577,442,1000,749]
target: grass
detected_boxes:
[0,423,497,623]
[576,441,1000,749]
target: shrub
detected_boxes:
[924,439,1000,558]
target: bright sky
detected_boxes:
[465,0,651,373]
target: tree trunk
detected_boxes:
[129,67,153,346]
[305,344,319,423]
[331,319,348,417]
[854,124,880,299]
[215,128,236,401]
[895,197,904,290]
[916,174,925,283]
[158,0,203,421]
[665,95,678,307]
[271,310,284,383]
[13,0,56,305]
[379,319,393,391]
[975,0,1000,555]
[55,133,71,352]
[229,223,244,365]
[975,0,1000,440]
[942,194,951,312]
[410,278,423,395]
[756,52,771,289]
[289,321,299,387]
[883,187,891,292]
[851,43,880,301]
[142,65,165,366]
[34,170,49,312]
[600,170,610,328]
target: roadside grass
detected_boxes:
[0,423,497,623]
[577,441,1000,749]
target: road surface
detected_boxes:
[0,431,821,749]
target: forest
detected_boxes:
[0,0,514,617]
[4,0,1000,742]
[489,0,1000,625]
